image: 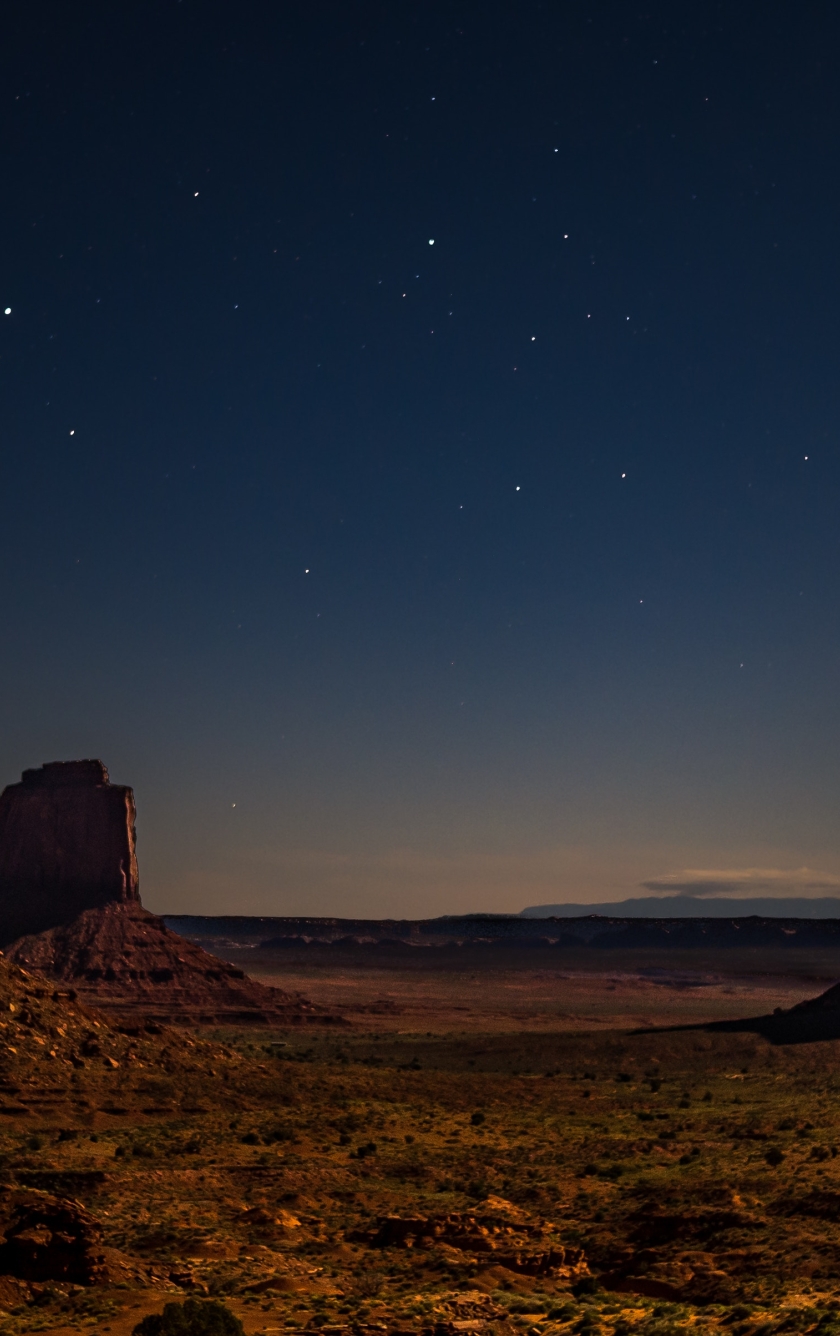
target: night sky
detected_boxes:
[2,2,840,918]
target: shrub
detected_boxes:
[133,1297,244,1335]
[264,1123,296,1144]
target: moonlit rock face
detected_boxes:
[0,760,140,945]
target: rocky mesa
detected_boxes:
[0,760,139,945]
[0,759,334,1026]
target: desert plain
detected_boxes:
[2,937,840,1336]
[237,940,840,1031]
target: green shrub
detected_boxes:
[133,1298,244,1335]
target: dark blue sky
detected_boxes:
[2,1,840,915]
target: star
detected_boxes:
[3,308,10,315]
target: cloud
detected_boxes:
[640,867,840,899]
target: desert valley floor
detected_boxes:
[237,943,840,1031]
[3,940,840,1336]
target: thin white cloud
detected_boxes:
[640,867,840,898]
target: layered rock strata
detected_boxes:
[6,901,334,1026]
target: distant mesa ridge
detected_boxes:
[165,911,840,951]
[0,759,139,945]
[520,895,840,920]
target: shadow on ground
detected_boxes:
[639,979,840,1044]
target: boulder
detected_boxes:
[0,760,139,945]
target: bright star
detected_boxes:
[429,239,435,245]
[3,308,10,316]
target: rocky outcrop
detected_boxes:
[5,901,338,1026]
[355,1207,587,1280]
[0,760,139,945]
[0,1193,107,1285]
[0,1192,162,1292]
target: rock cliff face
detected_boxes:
[0,760,139,945]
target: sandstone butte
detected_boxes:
[0,760,333,1026]
[0,760,139,945]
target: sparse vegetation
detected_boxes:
[3,952,840,1335]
